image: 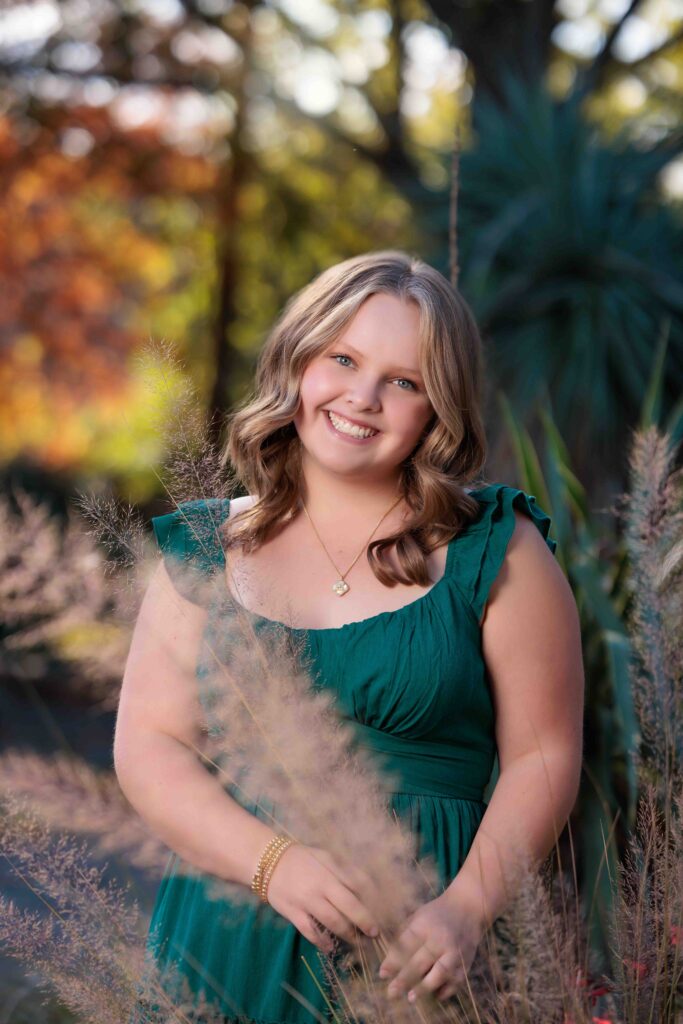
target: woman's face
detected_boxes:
[293,292,435,480]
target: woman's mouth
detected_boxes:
[324,410,380,443]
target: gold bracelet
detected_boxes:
[250,834,296,904]
[252,836,287,896]
[254,835,295,903]
[250,835,281,897]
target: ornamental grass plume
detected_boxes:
[0,790,228,1024]
[328,857,593,1024]
[0,491,445,1019]
[77,341,444,931]
[619,424,683,800]
[2,344,683,1023]
[593,423,683,1024]
[607,783,683,1021]
[0,486,135,710]
[185,583,441,928]
[0,341,483,1020]
[131,338,228,510]
[0,747,172,875]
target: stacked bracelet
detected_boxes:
[250,834,296,904]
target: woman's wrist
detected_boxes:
[250,832,297,902]
[443,874,489,935]
[238,822,279,888]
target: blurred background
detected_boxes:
[1,0,683,1018]
[2,0,682,506]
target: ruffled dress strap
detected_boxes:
[150,497,230,606]
[453,483,558,625]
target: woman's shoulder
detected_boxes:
[450,480,558,625]
[465,480,556,553]
[227,494,259,518]
[150,496,232,568]
[154,493,258,524]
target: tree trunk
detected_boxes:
[206,3,255,450]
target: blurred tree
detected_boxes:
[0,0,681,499]
[0,0,421,484]
[452,75,683,496]
[0,107,219,472]
[401,1,683,495]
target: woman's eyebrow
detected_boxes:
[337,343,423,378]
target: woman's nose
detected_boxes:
[344,381,382,410]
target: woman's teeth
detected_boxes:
[327,410,378,439]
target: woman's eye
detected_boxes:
[331,354,417,391]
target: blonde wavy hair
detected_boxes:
[220,249,491,588]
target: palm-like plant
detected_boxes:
[428,71,683,495]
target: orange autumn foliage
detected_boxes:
[1,107,218,467]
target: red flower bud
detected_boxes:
[588,983,612,1006]
[573,967,613,1007]
[623,957,647,979]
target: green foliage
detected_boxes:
[496,320,683,963]
[504,386,634,956]
[433,71,683,478]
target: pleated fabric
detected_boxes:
[132,483,557,1024]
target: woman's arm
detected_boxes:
[115,560,386,953]
[114,560,276,887]
[445,511,584,929]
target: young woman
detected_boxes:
[115,250,584,1022]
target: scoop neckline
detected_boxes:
[216,487,490,635]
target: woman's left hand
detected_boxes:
[376,889,485,1003]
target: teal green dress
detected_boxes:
[137,482,557,1024]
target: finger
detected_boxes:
[325,851,365,890]
[432,979,450,1001]
[324,855,383,922]
[340,861,382,907]
[314,897,367,946]
[433,977,461,1003]
[328,881,380,939]
[385,943,438,995]
[434,981,459,1002]
[294,912,335,954]
[411,956,464,999]
[378,920,424,977]
[386,918,424,960]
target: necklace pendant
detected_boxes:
[332,579,350,597]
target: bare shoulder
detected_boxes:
[508,507,556,550]
[485,508,569,620]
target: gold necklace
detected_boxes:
[301,494,405,597]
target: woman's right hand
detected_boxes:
[264,843,382,954]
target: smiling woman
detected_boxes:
[292,293,435,467]
[222,251,489,594]
[116,249,584,1023]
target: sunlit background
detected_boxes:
[1,0,681,505]
[1,3,683,1017]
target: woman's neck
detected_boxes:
[297,466,408,532]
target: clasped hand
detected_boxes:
[265,842,483,1003]
[377,890,484,1004]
